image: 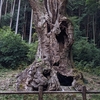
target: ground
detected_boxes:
[0,68,100,92]
[0,68,100,100]
[0,68,20,91]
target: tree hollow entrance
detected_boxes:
[57,72,73,86]
[56,21,68,45]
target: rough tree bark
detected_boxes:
[17,0,84,91]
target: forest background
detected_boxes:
[0,0,100,75]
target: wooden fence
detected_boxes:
[0,86,100,100]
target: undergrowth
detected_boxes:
[0,94,100,100]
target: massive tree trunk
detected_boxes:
[28,0,74,76]
[17,0,83,91]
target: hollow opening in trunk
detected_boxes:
[56,21,67,44]
[57,72,73,86]
[53,61,59,66]
[56,29,66,44]
[43,69,51,78]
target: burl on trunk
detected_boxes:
[17,0,84,91]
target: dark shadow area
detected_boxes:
[56,21,68,44]
[47,23,51,33]
[56,29,66,44]
[43,69,51,78]
[53,61,59,66]
[57,72,73,86]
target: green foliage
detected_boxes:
[68,0,100,47]
[0,13,11,27]
[27,41,38,63]
[85,0,99,14]
[0,27,29,69]
[32,32,38,42]
[27,32,38,63]
[90,94,100,100]
[69,16,83,40]
[68,0,100,75]
[73,37,100,69]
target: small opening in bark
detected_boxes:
[57,72,73,86]
[47,23,50,33]
[53,62,59,66]
[43,56,46,58]
[43,69,51,78]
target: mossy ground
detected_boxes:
[0,68,100,100]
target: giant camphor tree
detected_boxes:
[17,0,83,91]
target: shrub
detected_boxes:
[0,27,29,69]
[73,37,100,68]
[27,41,38,63]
